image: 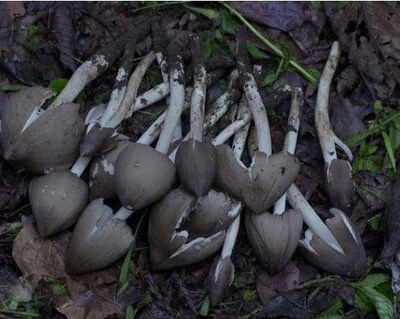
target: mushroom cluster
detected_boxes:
[2,24,368,307]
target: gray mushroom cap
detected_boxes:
[175,139,218,196]
[245,209,303,275]
[148,187,227,270]
[216,144,300,213]
[1,86,84,173]
[115,143,176,210]
[29,170,88,237]
[325,159,354,212]
[183,189,237,240]
[206,256,235,306]
[89,140,130,201]
[65,199,134,275]
[299,208,367,277]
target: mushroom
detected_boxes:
[149,89,253,271]
[65,199,134,275]
[65,41,189,274]
[29,170,88,237]
[206,96,250,306]
[1,86,85,173]
[286,184,367,277]
[314,41,354,211]
[215,46,300,213]
[175,35,217,196]
[115,142,176,210]
[65,110,173,275]
[245,88,304,275]
[88,138,130,200]
[27,49,159,237]
[149,187,238,270]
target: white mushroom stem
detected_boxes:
[203,88,240,133]
[114,206,134,220]
[221,209,241,259]
[243,72,271,156]
[50,55,112,108]
[216,101,249,262]
[168,106,251,162]
[171,119,183,145]
[232,98,251,159]
[70,52,157,177]
[101,51,156,128]
[137,111,168,145]
[156,52,169,83]
[96,39,136,131]
[70,156,92,177]
[203,70,239,132]
[315,41,353,166]
[132,81,170,112]
[211,107,252,146]
[286,184,344,254]
[155,54,185,154]
[189,63,206,141]
[273,87,303,216]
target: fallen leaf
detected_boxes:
[256,262,300,304]
[262,289,337,318]
[232,2,325,55]
[12,224,70,281]
[54,3,77,71]
[65,267,119,299]
[6,1,25,19]
[330,96,366,141]
[55,284,122,319]
[0,266,33,303]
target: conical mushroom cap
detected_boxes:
[299,208,367,277]
[1,86,84,173]
[66,199,134,275]
[215,144,249,201]
[326,159,354,212]
[157,231,225,270]
[29,171,88,237]
[242,152,300,213]
[115,143,176,210]
[89,140,130,200]
[206,256,235,306]
[183,189,237,240]
[216,145,300,213]
[80,123,117,157]
[149,187,225,270]
[245,209,303,274]
[1,86,53,153]
[175,139,218,196]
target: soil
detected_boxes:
[1,2,400,318]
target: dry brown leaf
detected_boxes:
[256,262,300,304]
[12,224,70,280]
[65,267,119,299]
[55,284,122,319]
[6,1,25,19]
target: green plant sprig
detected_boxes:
[220,1,319,85]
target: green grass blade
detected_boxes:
[382,131,396,172]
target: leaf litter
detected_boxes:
[1,1,400,318]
